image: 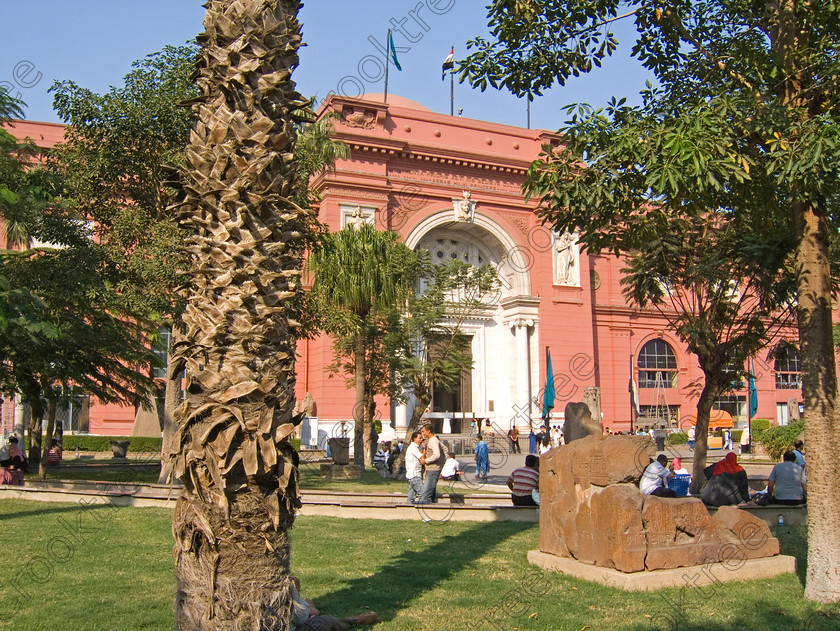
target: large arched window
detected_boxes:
[775,344,801,389]
[637,339,678,388]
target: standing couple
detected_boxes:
[405,423,447,504]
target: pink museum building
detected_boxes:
[0,96,818,442]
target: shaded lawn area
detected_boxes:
[0,498,836,630]
[44,463,504,496]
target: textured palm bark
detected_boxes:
[168,1,308,628]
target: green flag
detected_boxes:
[389,31,402,71]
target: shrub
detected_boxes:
[667,432,688,445]
[62,435,301,454]
[61,435,162,452]
[756,420,804,460]
[732,429,743,443]
[750,418,771,435]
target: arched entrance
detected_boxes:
[395,211,540,435]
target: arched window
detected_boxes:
[775,345,801,389]
[637,340,678,388]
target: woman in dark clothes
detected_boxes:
[701,452,750,506]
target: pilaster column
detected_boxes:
[513,319,533,428]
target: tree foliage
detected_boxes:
[462,0,840,602]
[49,44,199,322]
[621,212,796,490]
[307,224,421,465]
[1,91,158,474]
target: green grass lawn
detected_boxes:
[0,498,837,630]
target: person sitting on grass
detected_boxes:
[701,452,751,506]
[768,451,806,505]
[640,454,677,498]
[290,576,377,630]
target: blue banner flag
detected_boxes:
[389,31,402,71]
[542,348,555,420]
[748,359,758,418]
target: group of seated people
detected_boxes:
[640,450,806,506]
[0,436,27,485]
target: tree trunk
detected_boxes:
[158,349,184,484]
[353,330,366,465]
[38,399,57,479]
[689,375,723,495]
[26,396,44,469]
[793,200,840,603]
[170,1,307,628]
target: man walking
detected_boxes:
[507,455,540,506]
[419,424,445,504]
[404,431,423,504]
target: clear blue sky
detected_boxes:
[2,1,652,131]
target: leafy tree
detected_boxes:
[462,0,840,602]
[307,224,420,466]
[622,212,795,492]
[49,46,197,480]
[166,1,310,626]
[390,259,499,477]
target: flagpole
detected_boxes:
[383,29,390,103]
[450,59,454,116]
[629,354,635,434]
[527,96,531,129]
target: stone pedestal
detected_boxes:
[319,464,363,479]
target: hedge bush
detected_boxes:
[757,420,804,460]
[62,435,162,452]
[62,435,301,453]
[667,432,688,445]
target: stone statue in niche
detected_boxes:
[453,191,475,222]
[554,231,579,286]
[346,205,368,230]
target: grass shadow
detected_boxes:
[303,520,532,623]
[0,501,120,521]
[772,524,808,585]
[621,599,837,630]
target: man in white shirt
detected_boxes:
[640,454,677,497]
[404,431,423,504]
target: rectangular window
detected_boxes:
[638,370,677,389]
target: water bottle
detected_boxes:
[778,514,785,526]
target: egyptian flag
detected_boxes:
[442,46,454,80]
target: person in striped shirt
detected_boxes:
[507,455,540,506]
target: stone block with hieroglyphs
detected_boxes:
[538,435,781,573]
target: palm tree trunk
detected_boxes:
[158,348,184,484]
[170,1,308,628]
[354,330,366,465]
